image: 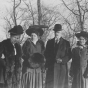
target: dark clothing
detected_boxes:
[71,46,88,88]
[22,38,45,70]
[0,39,22,88]
[44,37,71,88]
[22,38,45,88]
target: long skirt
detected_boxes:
[0,62,6,88]
[72,67,88,88]
[21,67,43,88]
[0,67,5,84]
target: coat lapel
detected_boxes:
[55,38,66,59]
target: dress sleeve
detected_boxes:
[0,41,4,57]
[22,39,30,60]
[70,48,78,76]
[44,40,51,68]
[0,41,6,66]
[40,40,45,55]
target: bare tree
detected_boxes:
[3,0,63,43]
[20,0,36,26]
[37,0,42,25]
[61,0,88,31]
[3,0,24,38]
[12,0,22,26]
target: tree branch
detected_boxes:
[61,0,79,15]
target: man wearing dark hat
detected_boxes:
[44,24,72,88]
[0,25,23,88]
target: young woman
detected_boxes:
[70,31,88,88]
[21,26,45,88]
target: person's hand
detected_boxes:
[56,58,62,63]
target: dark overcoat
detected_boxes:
[44,37,71,88]
[0,39,22,88]
[70,46,88,88]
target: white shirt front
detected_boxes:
[13,44,17,55]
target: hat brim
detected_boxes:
[9,25,23,35]
[75,31,88,38]
[53,28,62,32]
[26,28,43,36]
[9,31,23,36]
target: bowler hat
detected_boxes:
[53,24,62,32]
[26,26,44,36]
[9,25,23,36]
[75,31,88,39]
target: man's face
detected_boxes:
[55,31,62,39]
[11,35,21,44]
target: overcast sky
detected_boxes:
[0,0,62,41]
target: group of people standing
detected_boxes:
[0,23,88,88]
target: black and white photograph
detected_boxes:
[0,0,88,88]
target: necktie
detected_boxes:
[55,39,59,44]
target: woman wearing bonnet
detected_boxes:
[70,31,88,88]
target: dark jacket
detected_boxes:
[22,38,45,70]
[0,39,22,82]
[70,46,88,88]
[44,37,72,88]
[44,37,72,68]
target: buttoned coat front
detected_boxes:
[44,37,71,88]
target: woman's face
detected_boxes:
[11,35,21,44]
[31,33,39,41]
[79,36,87,45]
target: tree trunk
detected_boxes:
[37,0,42,25]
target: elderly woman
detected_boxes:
[21,26,45,88]
[70,31,88,88]
[0,25,23,88]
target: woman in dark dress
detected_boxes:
[70,31,88,88]
[0,25,23,88]
[21,26,45,88]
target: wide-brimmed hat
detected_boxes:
[9,25,23,36]
[26,25,44,36]
[75,31,88,39]
[53,24,62,32]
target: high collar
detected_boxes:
[54,37,62,42]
